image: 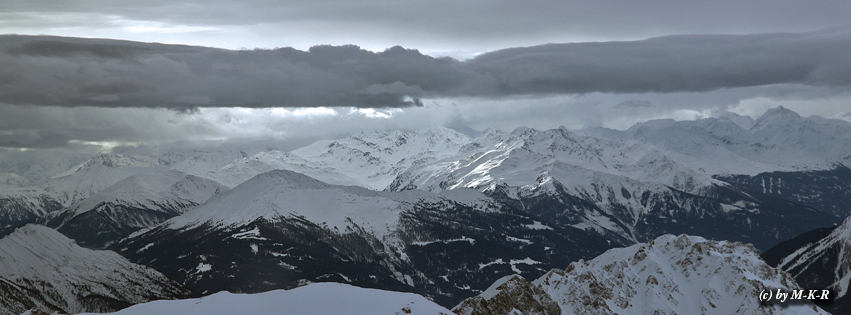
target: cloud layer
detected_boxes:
[2,29,851,110]
[2,30,851,151]
[4,0,851,52]
[467,30,851,94]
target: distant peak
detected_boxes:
[510,126,535,136]
[759,106,801,120]
[445,124,482,138]
[247,169,331,190]
[752,106,803,130]
[717,111,755,129]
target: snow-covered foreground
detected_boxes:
[79,283,452,315]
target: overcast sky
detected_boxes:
[1,0,851,156]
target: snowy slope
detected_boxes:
[167,149,250,178]
[762,215,851,314]
[455,234,828,315]
[0,224,192,315]
[78,283,451,315]
[290,127,472,190]
[0,186,62,236]
[39,170,227,248]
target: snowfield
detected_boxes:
[79,283,453,315]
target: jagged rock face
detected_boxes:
[535,235,826,315]
[112,170,616,307]
[457,234,828,315]
[452,275,559,315]
[762,215,851,314]
[0,224,193,315]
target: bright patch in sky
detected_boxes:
[271,107,339,118]
[117,20,223,34]
[350,108,403,119]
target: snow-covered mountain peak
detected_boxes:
[311,126,469,153]
[521,127,609,167]
[510,126,533,136]
[42,146,259,205]
[453,274,561,315]
[717,111,756,130]
[66,170,225,214]
[290,127,473,190]
[455,233,827,314]
[457,128,515,155]
[246,169,335,190]
[164,170,400,234]
[35,170,228,248]
[54,150,159,179]
[531,234,824,315]
[577,106,851,174]
[625,118,678,136]
[751,106,804,131]
[203,150,361,188]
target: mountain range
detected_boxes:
[1,106,849,314]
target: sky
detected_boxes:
[1,0,851,158]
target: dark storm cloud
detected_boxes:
[1,29,851,109]
[79,82,156,95]
[0,36,466,108]
[7,40,149,59]
[0,130,72,148]
[466,29,851,94]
